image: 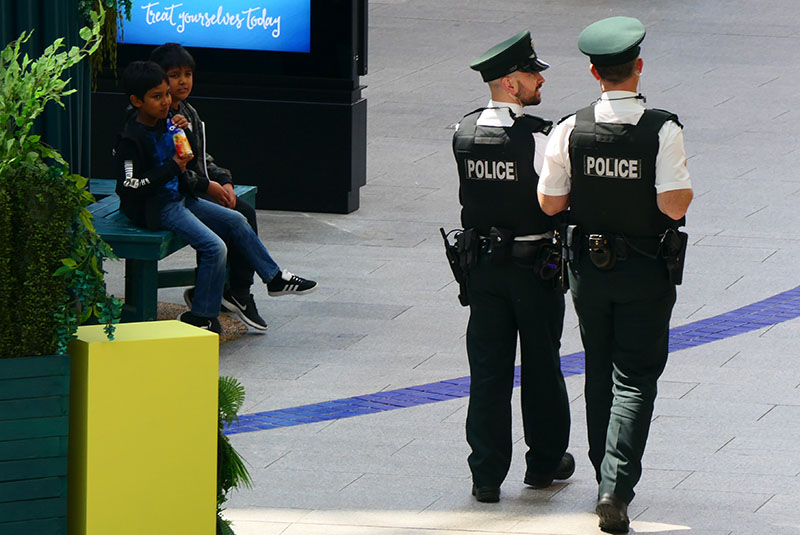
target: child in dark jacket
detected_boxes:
[149,43,282,331]
[115,61,316,333]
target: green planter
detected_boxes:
[0,354,70,535]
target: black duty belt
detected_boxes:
[478,237,549,258]
[581,233,661,261]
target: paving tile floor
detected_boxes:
[99,0,800,533]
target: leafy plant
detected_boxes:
[217,376,253,535]
[0,5,122,358]
[78,0,133,84]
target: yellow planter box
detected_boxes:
[67,321,218,535]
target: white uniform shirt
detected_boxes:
[471,100,552,240]
[538,91,691,196]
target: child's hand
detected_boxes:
[171,113,189,129]
[222,183,238,209]
[207,181,230,207]
[173,152,193,172]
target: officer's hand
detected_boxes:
[207,181,230,207]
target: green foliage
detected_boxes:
[78,0,133,20]
[0,8,103,171]
[78,0,133,84]
[217,376,253,535]
[219,376,247,425]
[0,5,121,358]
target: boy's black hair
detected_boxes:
[121,61,168,99]
[149,42,196,72]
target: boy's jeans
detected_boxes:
[159,196,281,318]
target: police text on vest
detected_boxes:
[465,159,517,181]
[584,156,641,179]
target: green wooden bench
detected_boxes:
[88,180,257,322]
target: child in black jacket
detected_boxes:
[115,61,316,333]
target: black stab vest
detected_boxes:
[453,109,554,236]
[568,105,684,238]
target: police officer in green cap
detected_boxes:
[450,30,574,504]
[538,16,693,533]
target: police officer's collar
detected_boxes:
[598,90,646,103]
[476,100,523,127]
[488,99,524,116]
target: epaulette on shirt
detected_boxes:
[454,108,486,131]
[557,113,575,125]
[515,114,553,134]
[649,108,683,128]
[461,108,486,120]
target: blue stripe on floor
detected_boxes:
[224,285,800,435]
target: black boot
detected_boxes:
[596,493,629,534]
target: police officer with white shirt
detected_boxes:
[452,30,574,504]
[538,17,693,533]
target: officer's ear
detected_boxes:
[500,74,518,96]
[590,64,602,81]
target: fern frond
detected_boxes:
[218,375,245,425]
[218,433,253,491]
[216,512,235,535]
[216,375,252,535]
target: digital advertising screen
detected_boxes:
[118,1,311,53]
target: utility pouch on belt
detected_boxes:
[440,227,474,306]
[533,243,565,288]
[588,233,616,270]
[659,228,688,285]
[488,227,514,266]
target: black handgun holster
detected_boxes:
[660,229,688,285]
[440,227,477,306]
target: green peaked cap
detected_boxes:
[578,16,645,66]
[469,30,549,82]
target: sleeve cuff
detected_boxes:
[537,184,572,196]
[197,176,210,193]
[655,181,692,194]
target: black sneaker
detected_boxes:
[177,311,222,334]
[222,290,268,331]
[267,269,317,296]
[184,286,231,313]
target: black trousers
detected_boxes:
[197,194,258,292]
[465,255,570,488]
[569,253,675,504]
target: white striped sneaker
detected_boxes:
[267,269,317,296]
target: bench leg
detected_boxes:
[124,259,159,322]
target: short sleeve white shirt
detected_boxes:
[538,91,691,196]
